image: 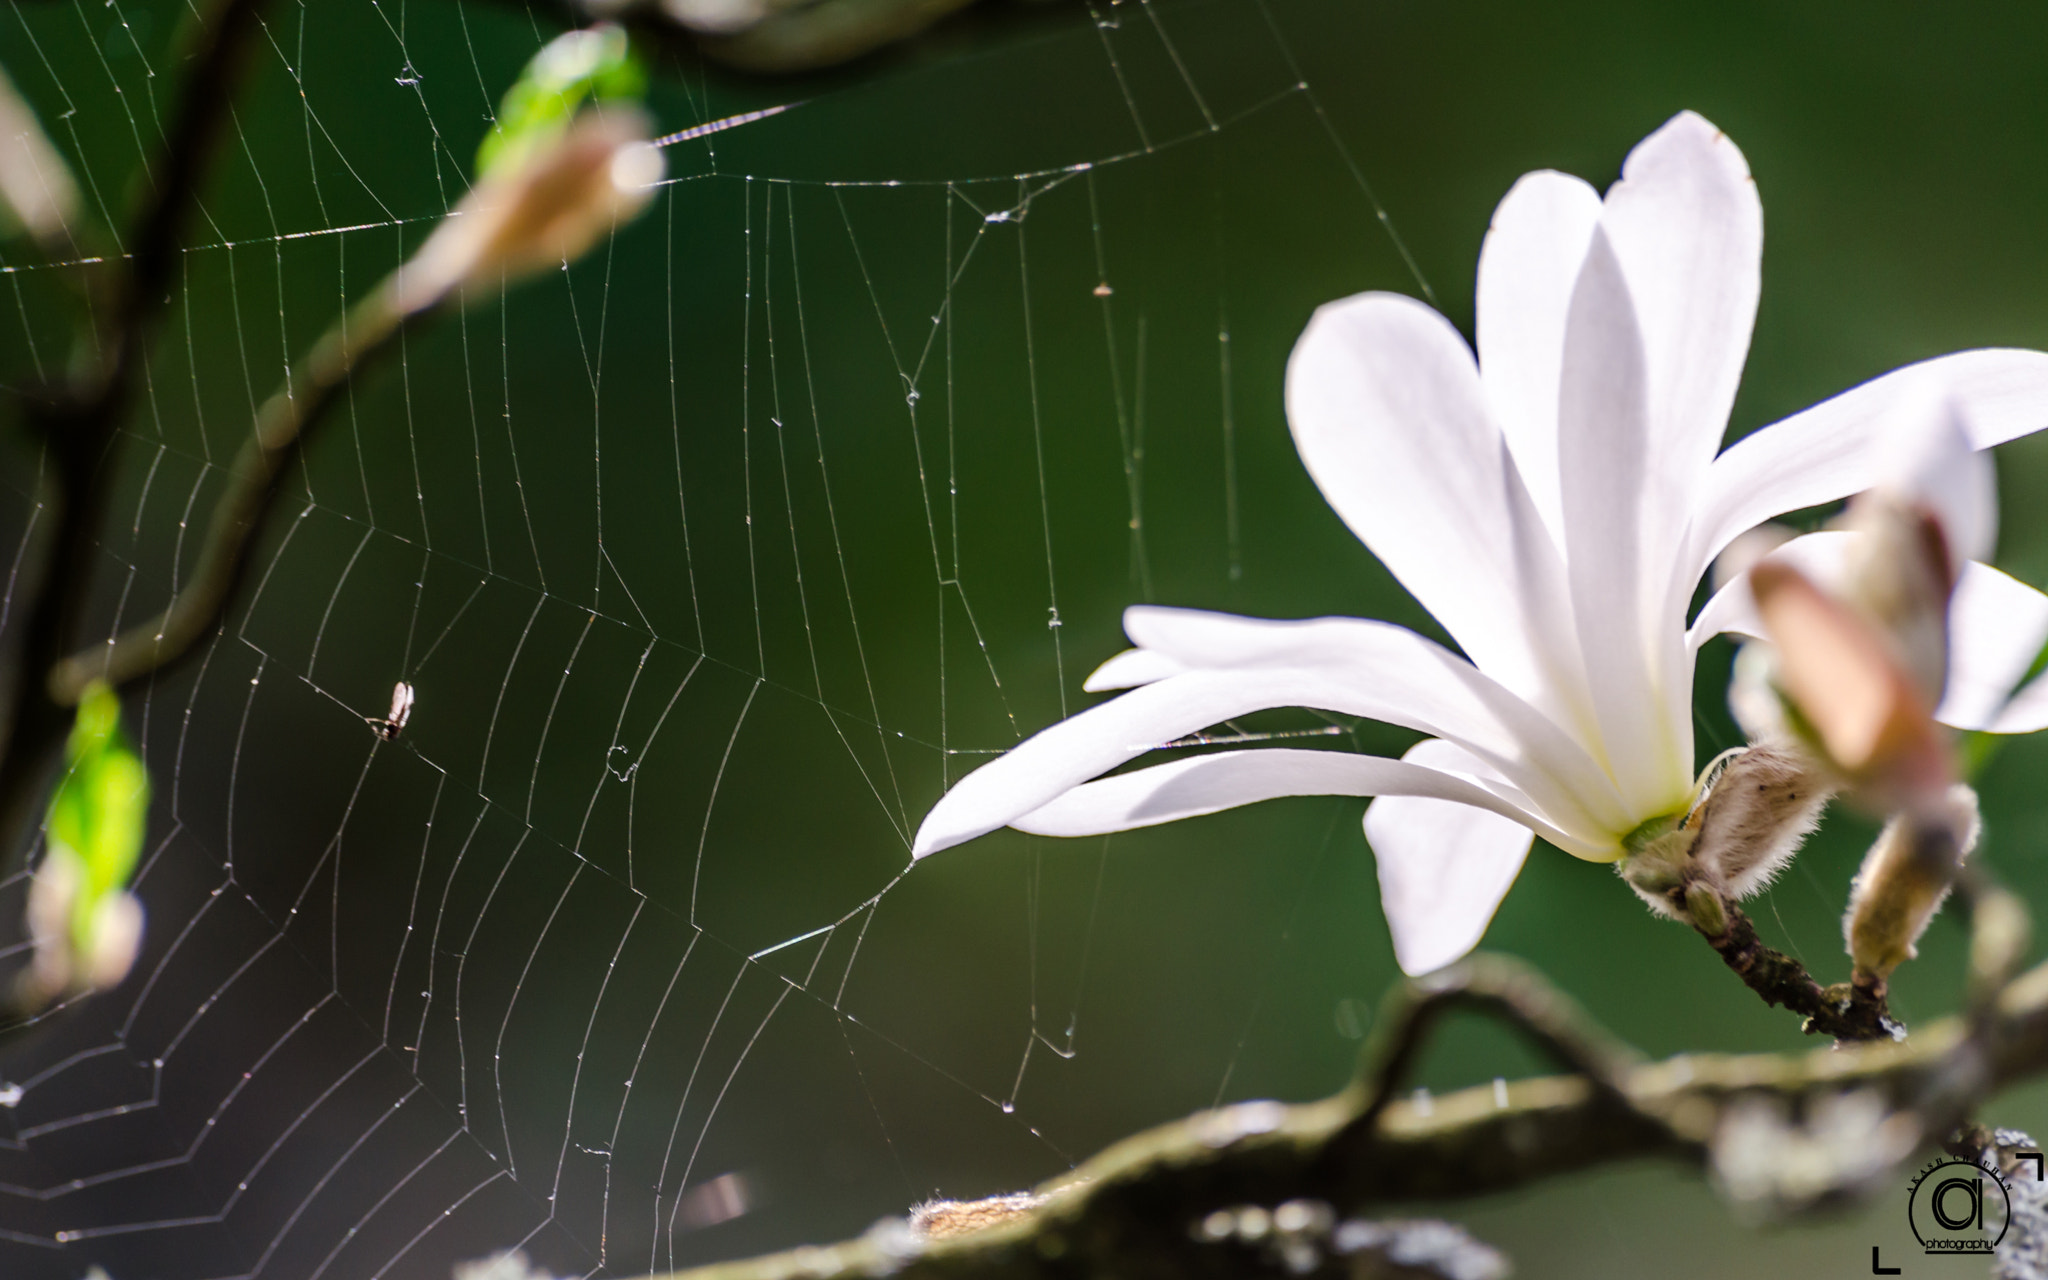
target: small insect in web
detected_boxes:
[366,681,416,741]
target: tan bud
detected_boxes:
[1749,559,1952,812]
[22,845,82,999]
[0,65,79,248]
[1836,493,1954,706]
[82,891,144,992]
[391,108,663,315]
[1844,784,1980,981]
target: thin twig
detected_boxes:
[46,290,417,702]
[1696,898,1897,1041]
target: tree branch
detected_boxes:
[45,289,417,703]
[1695,898,1898,1042]
[629,883,2042,1280]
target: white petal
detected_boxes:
[1108,606,1629,830]
[1476,169,1604,540]
[1366,740,1536,974]
[1084,648,1186,692]
[1873,395,1998,571]
[1599,111,1763,498]
[1989,670,2048,734]
[1285,292,1588,721]
[1691,534,2048,735]
[1938,562,2048,731]
[911,631,1632,859]
[1556,227,1692,816]
[1688,530,1856,651]
[1688,349,2048,585]
[1010,745,1585,854]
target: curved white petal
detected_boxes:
[1688,530,1856,650]
[1689,532,2048,735]
[1477,169,1603,540]
[1874,396,1999,570]
[1084,648,1186,692]
[1009,745,1586,855]
[1286,293,1588,723]
[911,634,1633,860]
[1557,227,1692,816]
[1107,606,1628,828]
[1938,563,2048,731]
[1688,350,2048,585]
[1989,670,2048,734]
[1600,111,1762,497]
[1366,740,1538,974]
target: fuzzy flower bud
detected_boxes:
[1620,743,1834,922]
[390,108,663,316]
[1845,784,1980,982]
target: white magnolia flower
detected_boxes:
[912,111,2048,975]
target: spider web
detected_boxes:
[0,0,1469,1276]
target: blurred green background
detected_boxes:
[6,1,2048,1276]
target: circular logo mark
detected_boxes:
[1907,1158,2011,1255]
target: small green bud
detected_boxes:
[1685,883,1729,938]
[476,25,646,181]
[1617,827,1695,919]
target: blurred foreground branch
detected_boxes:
[0,0,266,896]
[0,13,664,1037]
[638,881,2040,1280]
[537,0,1059,74]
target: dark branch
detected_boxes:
[1696,899,1898,1041]
[0,0,269,863]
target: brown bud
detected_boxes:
[390,108,663,315]
[1749,559,1952,812]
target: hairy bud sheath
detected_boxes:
[1845,784,1980,981]
[1620,744,1834,922]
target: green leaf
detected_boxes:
[45,681,150,949]
[475,24,647,181]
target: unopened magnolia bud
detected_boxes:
[1749,558,1952,813]
[392,108,663,315]
[1845,784,1980,981]
[1837,493,1954,706]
